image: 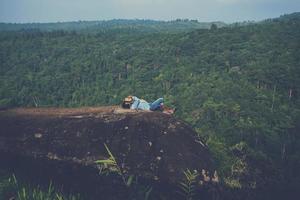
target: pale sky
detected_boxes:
[0,0,299,23]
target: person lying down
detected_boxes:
[121,96,175,115]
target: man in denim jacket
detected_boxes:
[130,96,164,111]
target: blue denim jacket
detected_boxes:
[130,96,150,110]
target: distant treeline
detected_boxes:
[0,19,226,33]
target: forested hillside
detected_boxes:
[1,13,300,198]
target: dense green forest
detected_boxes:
[1,12,300,198]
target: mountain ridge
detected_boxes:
[1,12,299,33]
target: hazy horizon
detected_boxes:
[0,0,299,24]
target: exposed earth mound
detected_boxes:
[0,107,217,199]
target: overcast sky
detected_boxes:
[0,0,299,23]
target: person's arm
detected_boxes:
[130,96,140,110]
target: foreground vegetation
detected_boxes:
[0,12,300,199]
[0,170,80,200]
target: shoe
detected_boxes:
[163,107,175,115]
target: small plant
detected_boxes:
[143,186,153,200]
[178,169,199,200]
[0,172,80,200]
[95,143,134,187]
[95,144,153,199]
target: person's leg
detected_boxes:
[149,98,164,111]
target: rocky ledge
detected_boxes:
[0,107,218,199]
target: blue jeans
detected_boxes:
[149,98,163,111]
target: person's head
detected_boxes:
[121,95,133,109]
